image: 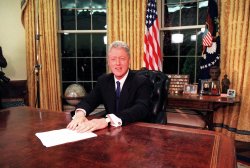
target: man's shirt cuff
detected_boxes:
[72,108,86,119]
[106,114,122,127]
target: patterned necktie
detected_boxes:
[116,81,121,113]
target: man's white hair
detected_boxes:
[108,41,130,57]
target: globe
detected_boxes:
[64,84,86,106]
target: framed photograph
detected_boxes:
[200,80,211,95]
[227,89,236,97]
[200,80,220,96]
[183,84,198,95]
[210,80,220,96]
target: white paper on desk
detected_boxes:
[35,128,97,147]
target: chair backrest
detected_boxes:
[136,69,170,124]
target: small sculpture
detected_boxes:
[209,66,221,95]
[221,74,230,93]
[209,66,221,81]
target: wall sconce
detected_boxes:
[171,33,184,43]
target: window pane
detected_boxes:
[163,31,171,56]
[197,31,203,56]
[61,34,75,57]
[77,34,91,57]
[61,58,76,81]
[165,3,180,27]
[166,0,180,3]
[92,0,106,8]
[77,9,91,30]
[180,57,191,73]
[180,29,196,56]
[61,0,75,8]
[78,82,92,93]
[163,57,178,74]
[92,34,106,57]
[180,57,196,83]
[93,58,106,80]
[61,9,76,30]
[198,0,208,25]
[182,0,196,2]
[92,9,106,30]
[76,0,91,8]
[163,31,179,56]
[77,58,91,81]
[181,2,197,26]
[167,43,178,56]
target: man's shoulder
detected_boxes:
[97,73,113,82]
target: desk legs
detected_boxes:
[193,110,214,130]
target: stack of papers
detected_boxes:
[35,128,97,147]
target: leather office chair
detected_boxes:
[136,69,170,124]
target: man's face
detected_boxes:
[108,48,130,80]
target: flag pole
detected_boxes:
[34,0,41,108]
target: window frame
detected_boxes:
[159,0,208,83]
[57,0,107,93]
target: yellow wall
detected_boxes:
[0,0,26,80]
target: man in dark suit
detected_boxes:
[67,41,153,133]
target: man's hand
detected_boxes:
[67,111,88,130]
[74,118,108,133]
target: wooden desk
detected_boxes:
[0,106,236,168]
[168,94,240,129]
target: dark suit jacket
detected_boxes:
[76,70,153,125]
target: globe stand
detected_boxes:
[63,96,84,113]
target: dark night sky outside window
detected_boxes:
[59,0,107,93]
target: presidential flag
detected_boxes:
[199,0,220,80]
[143,0,162,71]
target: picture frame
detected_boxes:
[210,80,220,96]
[183,84,198,95]
[200,80,220,96]
[167,74,189,94]
[227,89,236,97]
[200,80,211,95]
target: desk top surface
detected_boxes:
[0,106,235,168]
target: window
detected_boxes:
[161,0,208,84]
[58,0,107,93]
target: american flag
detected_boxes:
[143,0,162,71]
[202,28,213,47]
